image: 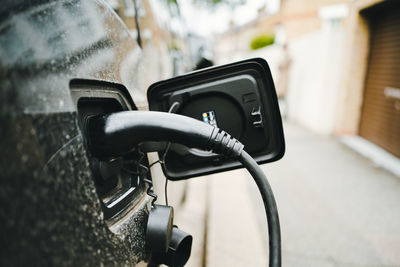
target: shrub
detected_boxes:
[250,34,275,50]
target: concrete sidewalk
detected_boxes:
[175,121,400,266]
[263,122,400,266]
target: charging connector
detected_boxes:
[86,110,281,267]
[86,111,243,159]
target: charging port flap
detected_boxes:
[147,58,285,180]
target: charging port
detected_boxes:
[70,79,147,219]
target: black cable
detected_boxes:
[147,103,179,206]
[164,177,169,206]
[86,110,281,266]
[162,142,171,206]
[239,151,281,267]
[163,102,179,206]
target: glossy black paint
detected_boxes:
[0,0,152,265]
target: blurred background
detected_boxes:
[107,0,400,266]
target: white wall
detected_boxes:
[216,43,282,85]
[215,26,346,135]
[286,28,345,134]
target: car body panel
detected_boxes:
[0,0,159,265]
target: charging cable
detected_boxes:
[86,110,281,267]
[147,102,180,206]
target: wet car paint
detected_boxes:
[0,0,154,265]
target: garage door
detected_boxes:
[359,3,400,157]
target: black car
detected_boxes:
[0,0,285,266]
[0,0,173,265]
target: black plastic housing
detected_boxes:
[147,58,285,180]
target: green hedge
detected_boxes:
[250,35,275,50]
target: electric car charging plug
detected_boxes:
[86,110,281,267]
[86,111,244,159]
[146,205,193,267]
